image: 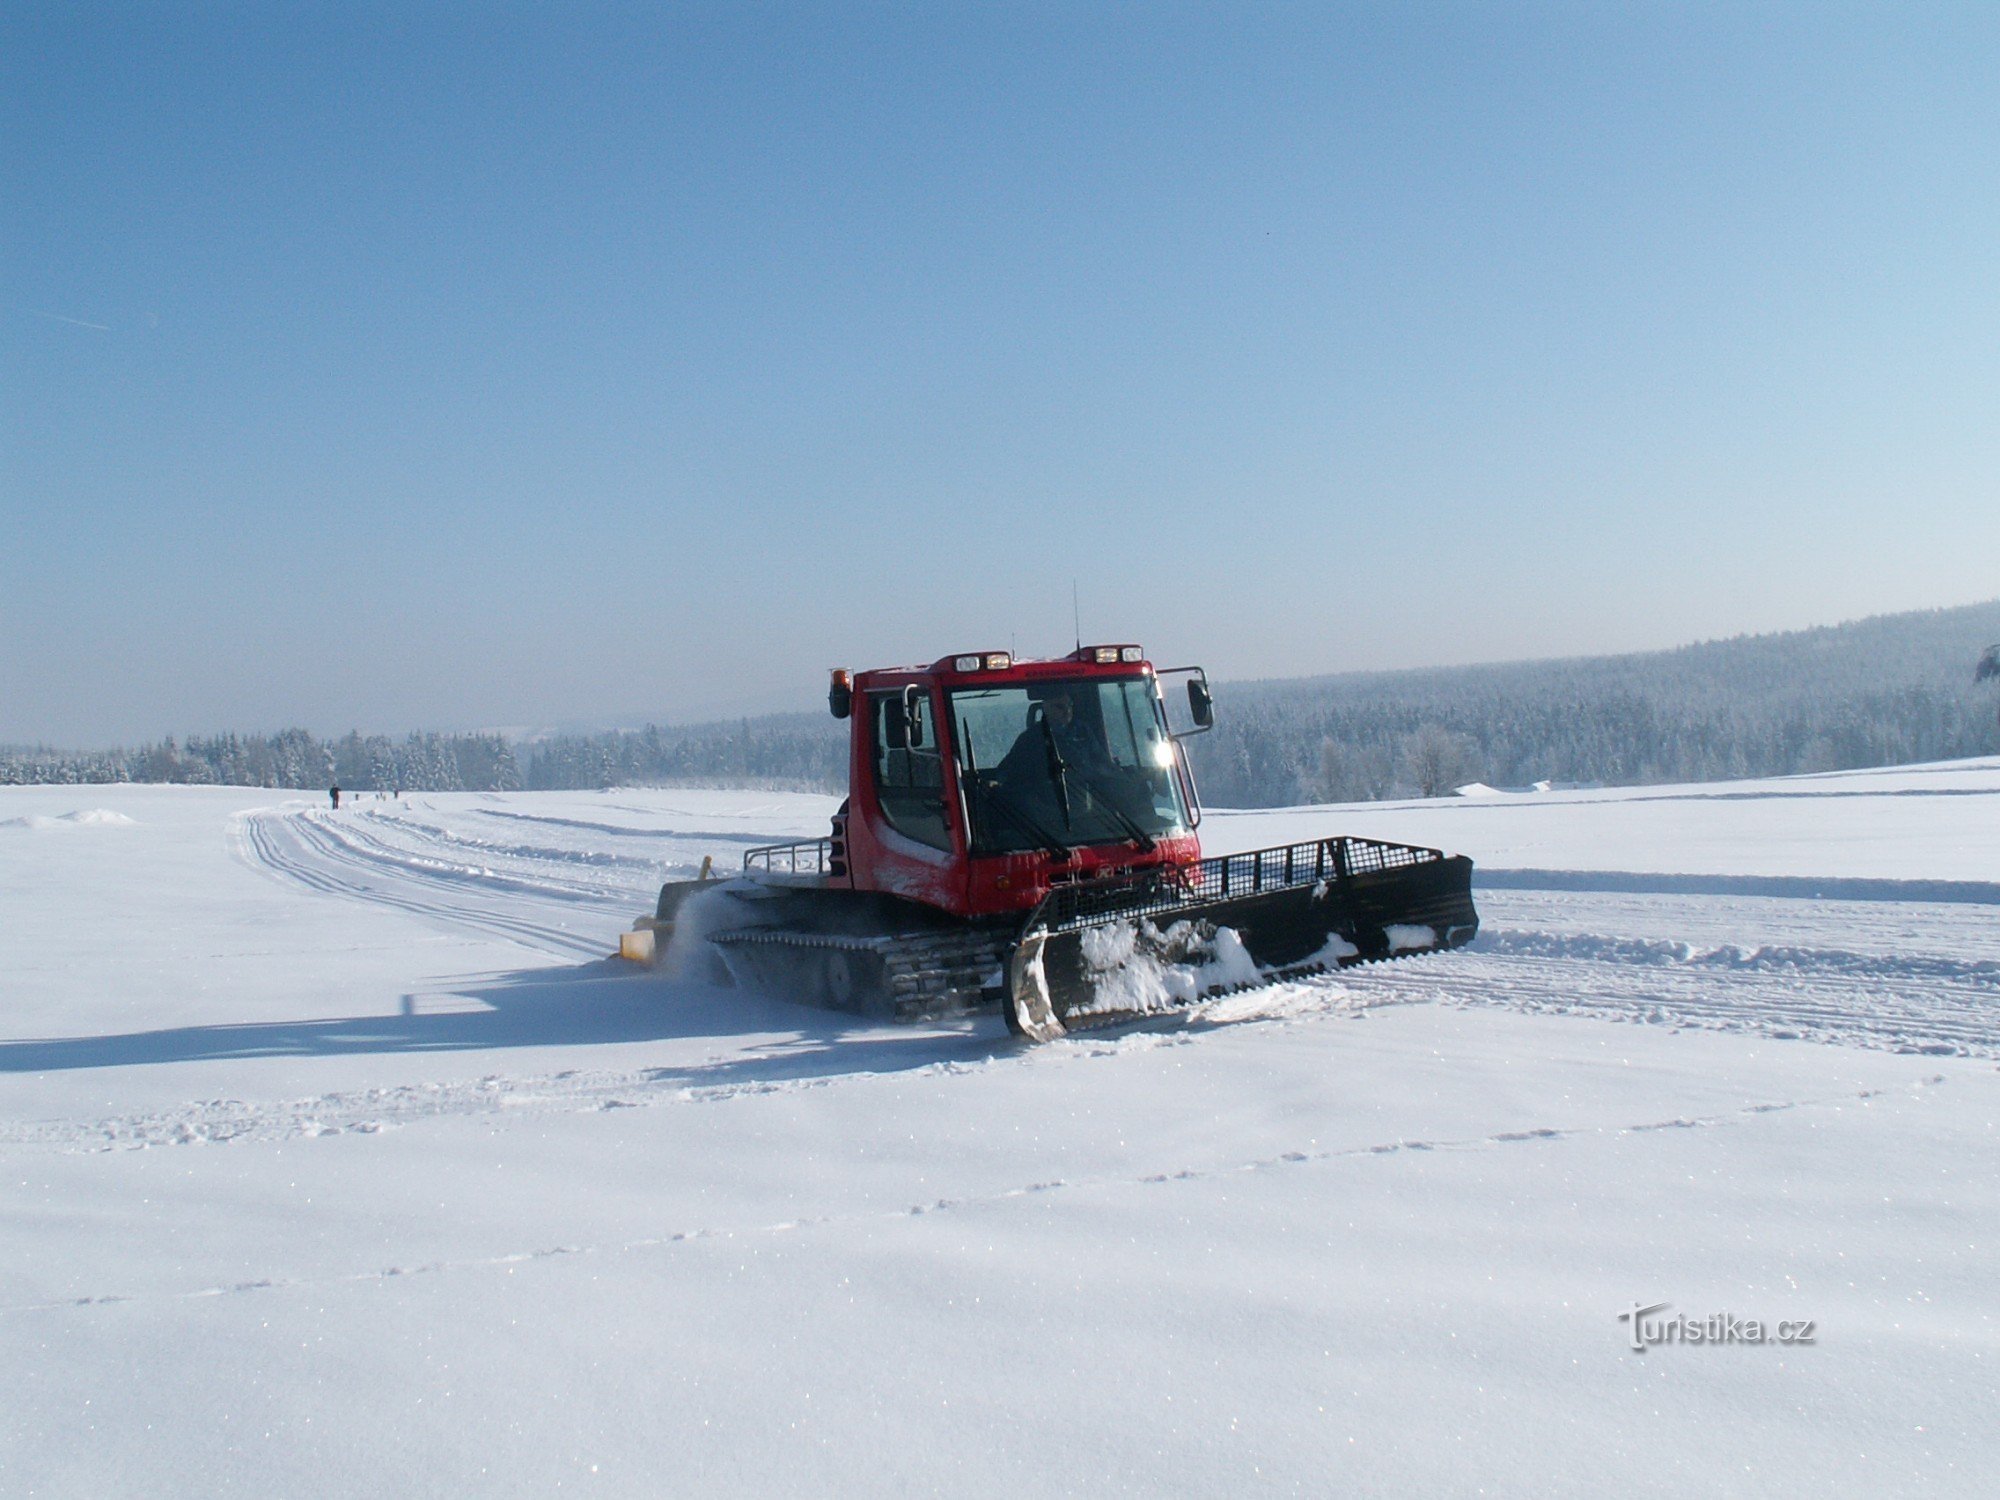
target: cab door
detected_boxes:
[844,684,969,912]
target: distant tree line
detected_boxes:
[524,714,841,792]
[1183,600,2000,805]
[6,601,1999,803]
[0,730,523,792]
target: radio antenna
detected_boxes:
[1072,580,1081,653]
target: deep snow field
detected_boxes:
[3,761,1996,1496]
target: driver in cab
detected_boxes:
[983,683,1161,849]
[998,686,1108,786]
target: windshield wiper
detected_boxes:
[1033,717,1156,853]
[983,785,1072,860]
[1039,718,1073,831]
[960,721,1070,859]
[1088,788,1158,852]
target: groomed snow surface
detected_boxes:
[3,763,1996,1496]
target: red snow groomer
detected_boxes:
[642,645,1478,1040]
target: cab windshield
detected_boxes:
[949,676,1190,856]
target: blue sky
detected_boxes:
[5,3,1996,746]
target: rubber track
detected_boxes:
[712,926,1015,1022]
[713,921,1460,1034]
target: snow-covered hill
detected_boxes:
[3,764,1995,1495]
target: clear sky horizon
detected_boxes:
[5,3,1997,748]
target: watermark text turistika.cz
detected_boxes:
[1617,1302,1817,1352]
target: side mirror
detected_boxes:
[828,670,852,720]
[883,695,909,750]
[1188,678,1214,729]
[904,685,926,748]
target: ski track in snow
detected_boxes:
[0,1075,1944,1320]
[207,800,2000,1158]
[1382,887,2000,1059]
[463,807,792,846]
[237,805,655,962]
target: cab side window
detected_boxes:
[870,690,951,851]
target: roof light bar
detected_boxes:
[946,652,1013,672]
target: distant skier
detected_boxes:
[329,785,340,810]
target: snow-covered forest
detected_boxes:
[8,602,1998,801]
[0,730,523,795]
[522,715,834,792]
[1195,599,2000,805]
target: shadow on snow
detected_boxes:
[0,961,1008,1082]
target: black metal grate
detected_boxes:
[1029,836,1443,934]
[743,838,835,876]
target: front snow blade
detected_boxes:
[1007,837,1477,1039]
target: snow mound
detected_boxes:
[1307,931,1361,966]
[1386,923,1437,952]
[1073,919,1264,1016]
[1,808,138,830]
